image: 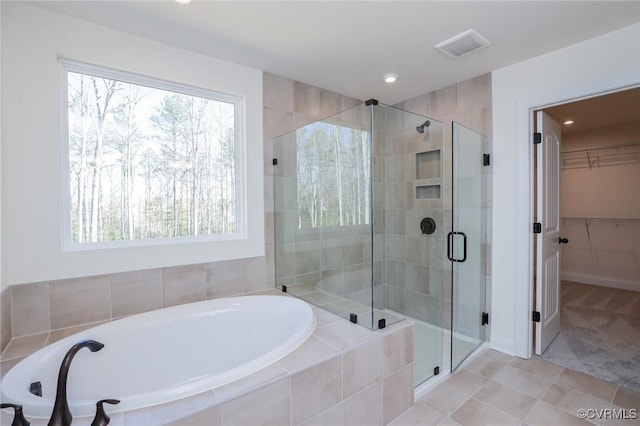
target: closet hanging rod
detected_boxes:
[562,217,640,224]
[561,141,640,155]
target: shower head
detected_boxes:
[416,120,431,133]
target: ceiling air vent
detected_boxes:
[435,29,490,59]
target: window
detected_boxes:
[62,61,243,247]
[296,122,371,229]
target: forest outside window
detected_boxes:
[296,122,371,230]
[62,61,243,248]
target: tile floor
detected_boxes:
[391,348,640,426]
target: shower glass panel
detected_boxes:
[273,101,446,387]
[273,103,382,329]
[451,122,488,370]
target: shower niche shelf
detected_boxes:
[416,183,441,200]
[416,149,441,180]
[415,150,442,199]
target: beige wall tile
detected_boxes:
[215,363,289,405]
[300,403,343,426]
[162,264,206,308]
[264,107,294,142]
[47,321,108,345]
[50,275,111,329]
[243,256,267,293]
[264,72,294,111]
[279,335,341,374]
[343,338,383,398]
[11,282,50,337]
[383,363,414,425]
[343,381,383,426]
[111,269,162,317]
[1,332,48,360]
[167,405,221,426]
[1,357,23,379]
[1,288,12,353]
[313,320,374,351]
[291,356,342,425]
[383,324,413,375]
[221,378,290,426]
[294,81,321,117]
[457,74,492,110]
[205,258,246,299]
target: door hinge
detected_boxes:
[533,222,542,233]
[481,312,489,326]
[483,153,490,166]
[534,133,542,144]
[532,311,541,322]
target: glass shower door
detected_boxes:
[451,122,488,370]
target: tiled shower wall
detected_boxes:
[264,74,366,298]
[393,73,493,331]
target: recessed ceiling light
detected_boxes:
[384,74,398,84]
[175,0,192,4]
[563,120,574,125]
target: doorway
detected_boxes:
[532,88,640,392]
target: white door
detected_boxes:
[535,111,562,355]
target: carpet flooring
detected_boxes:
[540,281,640,393]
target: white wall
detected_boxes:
[491,23,640,357]
[1,3,264,285]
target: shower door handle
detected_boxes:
[447,231,467,263]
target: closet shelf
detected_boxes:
[562,217,640,224]
[561,141,640,170]
[561,217,640,239]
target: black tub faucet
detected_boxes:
[0,403,30,426]
[48,340,104,426]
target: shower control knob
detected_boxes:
[420,217,436,235]
[558,237,569,244]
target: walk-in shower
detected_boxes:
[272,99,488,387]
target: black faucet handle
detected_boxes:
[91,399,120,426]
[1,403,31,426]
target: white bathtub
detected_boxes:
[1,295,315,419]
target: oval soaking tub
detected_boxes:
[1,295,315,419]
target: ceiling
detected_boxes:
[30,1,640,105]
[544,87,640,134]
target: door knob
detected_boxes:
[558,237,569,244]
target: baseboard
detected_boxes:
[561,272,640,292]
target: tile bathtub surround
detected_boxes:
[3,256,267,343]
[2,301,415,426]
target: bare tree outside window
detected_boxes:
[66,69,237,244]
[296,122,370,229]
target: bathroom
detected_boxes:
[1,2,640,425]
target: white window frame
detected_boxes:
[59,59,247,251]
